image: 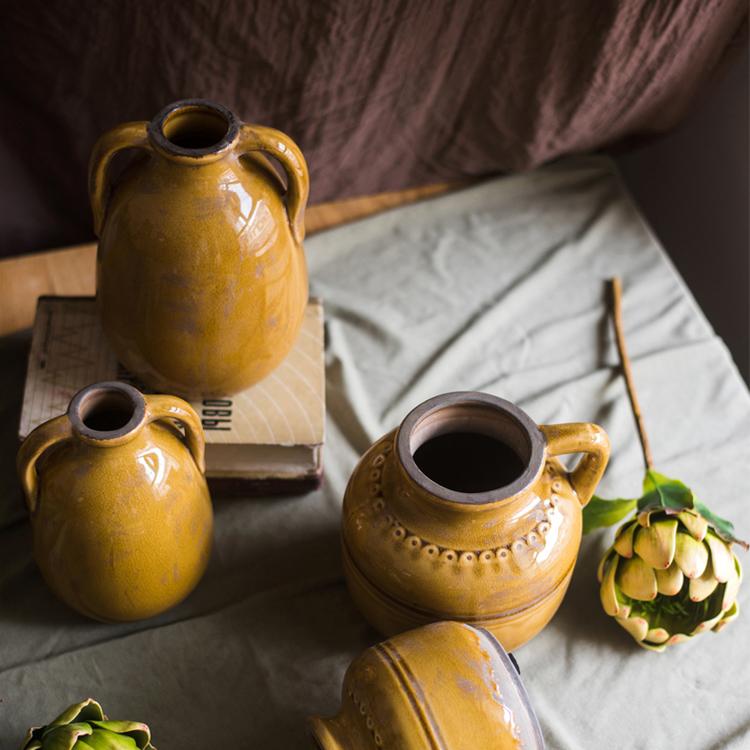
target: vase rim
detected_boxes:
[68,381,146,445]
[148,98,240,161]
[396,391,545,506]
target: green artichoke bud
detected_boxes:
[21,698,155,750]
[589,281,746,651]
[598,507,742,651]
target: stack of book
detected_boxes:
[19,296,325,495]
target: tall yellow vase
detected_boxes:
[89,99,309,397]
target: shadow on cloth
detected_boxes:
[552,535,633,653]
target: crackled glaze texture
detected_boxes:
[17,382,213,622]
[341,392,610,650]
[309,621,545,749]
[89,99,309,397]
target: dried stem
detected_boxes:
[609,277,654,470]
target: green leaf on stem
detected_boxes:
[582,496,638,534]
[638,470,694,512]
[694,501,749,549]
[583,468,748,550]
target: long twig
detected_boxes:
[610,277,654,470]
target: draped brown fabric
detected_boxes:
[0,0,745,257]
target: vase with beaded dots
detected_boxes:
[341,391,610,650]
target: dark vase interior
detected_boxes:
[80,390,135,432]
[162,109,229,149]
[413,431,525,493]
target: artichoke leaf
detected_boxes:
[645,627,670,644]
[713,601,739,632]
[688,561,718,602]
[613,523,637,558]
[90,722,152,749]
[74,728,140,750]
[678,510,708,542]
[722,556,742,612]
[634,519,678,569]
[637,510,651,528]
[617,556,657,601]
[615,615,649,642]
[690,610,725,635]
[704,534,733,583]
[674,532,708,579]
[667,633,690,646]
[596,548,613,583]
[47,701,105,731]
[655,562,684,596]
[37,724,94,750]
[600,554,623,616]
[639,640,668,652]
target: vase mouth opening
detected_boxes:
[148,99,239,160]
[69,381,146,443]
[397,392,545,505]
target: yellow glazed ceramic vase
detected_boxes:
[89,99,310,396]
[17,381,213,622]
[309,621,545,749]
[341,392,610,650]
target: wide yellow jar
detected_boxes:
[341,391,610,650]
[17,381,213,622]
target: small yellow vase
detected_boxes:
[17,381,213,622]
[309,621,545,749]
[89,99,310,397]
[341,391,610,650]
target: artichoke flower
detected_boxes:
[587,470,746,652]
[587,278,746,651]
[598,506,742,651]
[22,698,155,750]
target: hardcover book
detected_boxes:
[19,296,325,495]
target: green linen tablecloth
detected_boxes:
[1,156,748,749]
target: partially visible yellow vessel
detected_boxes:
[309,621,545,749]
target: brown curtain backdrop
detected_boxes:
[0,0,745,257]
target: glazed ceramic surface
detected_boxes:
[89,99,309,396]
[17,381,213,622]
[341,392,610,650]
[309,621,545,749]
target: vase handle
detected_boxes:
[237,124,309,245]
[17,415,73,516]
[539,423,610,507]
[144,394,206,474]
[88,121,150,237]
